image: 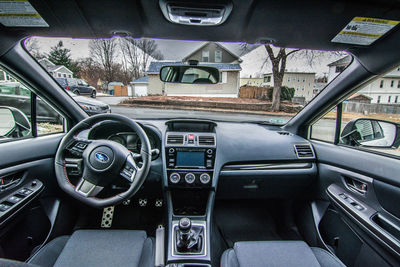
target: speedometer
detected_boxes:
[108,135,126,146]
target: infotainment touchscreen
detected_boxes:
[176,151,205,167]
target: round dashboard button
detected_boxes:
[206,149,213,155]
[168,148,175,154]
[169,173,180,184]
[185,173,196,184]
[199,173,211,184]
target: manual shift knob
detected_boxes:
[179,217,191,233]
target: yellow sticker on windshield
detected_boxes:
[0,0,48,27]
[332,17,399,45]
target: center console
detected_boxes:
[162,120,217,266]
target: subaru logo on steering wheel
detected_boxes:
[95,152,109,163]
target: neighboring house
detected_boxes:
[130,76,148,97]
[240,77,264,87]
[38,58,73,78]
[263,72,316,101]
[329,56,400,104]
[313,82,327,96]
[327,56,351,82]
[359,68,400,104]
[147,42,242,97]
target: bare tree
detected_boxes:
[77,58,104,90]
[25,38,43,59]
[242,44,345,111]
[136,39,164,73]
[89,38,119,85]
[120,38,141,79]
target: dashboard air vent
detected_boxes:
[198,135,215,146]
[294,144,315,159]
[167,134,184,145]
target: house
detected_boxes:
[263,72,316,101]
[130,76,148,97]
[38,58,73,78]
[240,77,264,87]
[328,56,400,104]
[147,42,242,97]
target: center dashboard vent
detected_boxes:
[167,134,184,145]
[198,135,215,146]
[294,144,315,159]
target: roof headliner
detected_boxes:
[1,0,400,76]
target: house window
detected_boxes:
[264,76,271,83]
[388,96,392,103]
[398,81,400,88]
[303,78,305,82]
[380,80,384,88]
[377,96,381,103]
[202,51,209,62]
[63,74,67,78]
[288,77,290,82]
[395,96,399,103]
[391,80,394,87]
[398,67,400,71]
[68,74,72,78]
[57,73,61,77]
[215,50,222,63]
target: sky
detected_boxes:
[28,37,346,78]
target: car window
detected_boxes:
[311,66,400,158]
[0,68,65,142]
[310,107,337,143]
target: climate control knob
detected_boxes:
[199,173,211,184]
[169,173,181,184]
[185,173,196,184]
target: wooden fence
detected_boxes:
[114,85,128,96]
[240,86,269,99]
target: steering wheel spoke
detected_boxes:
[67,138,92,157]
[120,153,138,183]
[75,177,104,197]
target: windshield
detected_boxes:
[25,37,348,124]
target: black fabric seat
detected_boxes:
[25,230,154,267]
[221,241,345,267]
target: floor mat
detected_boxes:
[214,200,302,247]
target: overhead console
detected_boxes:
[165,120,217,189]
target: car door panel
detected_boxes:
[312,140,400,266]
[0,134,68,261]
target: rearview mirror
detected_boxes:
[160,65,220,84]
[340,118,400,148]
[0,107,31,139]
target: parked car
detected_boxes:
[67,91,110,115]
[55,77,97,98]
[0,82,62,123]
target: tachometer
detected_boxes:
[108,135,126,146]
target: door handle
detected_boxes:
[345,178,367,194]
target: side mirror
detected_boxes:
[340,118,400,148]
[0,107,31,139]
[160,65,220,84]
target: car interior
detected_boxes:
[1,0,400,267]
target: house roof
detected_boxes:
[264,71,316,76]
[327,56,352,67]
[50,65,73,73]
[348,93,373,100]
[130,76,148,84]
[38,58,55,66]
[108,82,124,86]
[182,42,242,63]
[147,61,242,74]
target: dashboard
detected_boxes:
[84,119,317,199]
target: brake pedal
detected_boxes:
[101,206,114,228]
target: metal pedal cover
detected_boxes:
[155,199,163,207]
[139,198,147,207]
[101,206,114,228]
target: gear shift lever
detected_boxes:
[177,217,192,248]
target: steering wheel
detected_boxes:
[54,114,151,208]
